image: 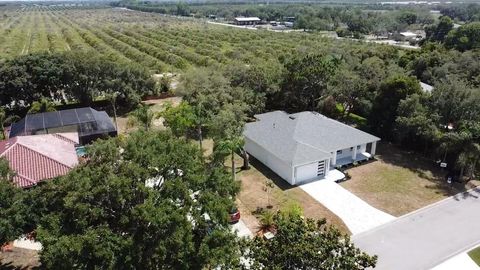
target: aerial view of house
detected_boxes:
[244,111,379,185]
[0,2,479,270]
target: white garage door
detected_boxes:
[295,160,326,184]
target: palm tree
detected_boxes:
[128,104,157,131]
[457,142,480,181]
[105,92,119,130]
[28,98,56,114]
[456,152,469,181]
[0,107,19,140]
[259,210,275,233]
[216,136,244,181]
[468,143,480,179]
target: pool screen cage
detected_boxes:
[9,107,117,144]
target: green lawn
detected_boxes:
[468,247,480,266]
[340,143,480,216]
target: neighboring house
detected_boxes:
[234,17,261,25]
[0,133,79,188]
[392,31,424,42]
[420,82,434,93]
[9,107,117,144]
[244,111,380,185]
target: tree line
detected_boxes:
[119,2,434,35]
[0,51,157,115]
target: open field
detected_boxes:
[0,5,400,72]
[341,143,480,216]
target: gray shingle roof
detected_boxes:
[244,111,380,166]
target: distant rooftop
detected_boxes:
[400,31,418,37]
[234,17,261,21]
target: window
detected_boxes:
[336,150,342,154]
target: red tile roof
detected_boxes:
[0,134,79,188]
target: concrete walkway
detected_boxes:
[300,179,395,235]
[231,220,253,238]
[431,252,479,270]
[353,187,480,270]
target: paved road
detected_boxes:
[301,178,394,235]
[353,188,480,270]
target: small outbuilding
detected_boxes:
[244,111,380,185]
[234,17,261,25]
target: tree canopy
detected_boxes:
[248,211,377,270]
[0,51,156,113]
[7,131,242,269]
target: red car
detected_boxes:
[229,207,240,224]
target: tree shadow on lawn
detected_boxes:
[248,157,296,191]
[0,263,38,270]
[377,142,478,198]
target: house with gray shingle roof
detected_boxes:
[244,111,380,185]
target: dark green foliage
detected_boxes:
[440,4,480,23]
[0,158,36,244]
[278,54,338,112]
[369,75,422,139]
[425,16,454,42]
[445,22,480,51]
[397,11,417,25]
[248,212,377,270]
[29,131,241,269]
[0,51,156,113]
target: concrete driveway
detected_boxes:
[353,187,480,270]
[300,180,395,235]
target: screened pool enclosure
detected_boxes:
[9,107,117,144]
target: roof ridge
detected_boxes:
[52,133,78,145]
[295,140,331,155]
[0,138,19,157]
[16,139,76,169]
[13,172,37,186]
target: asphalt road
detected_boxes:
[352,187,480,270]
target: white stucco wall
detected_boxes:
[245,137,294,184]
[359,143,367,153]
[336,147,354,159]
